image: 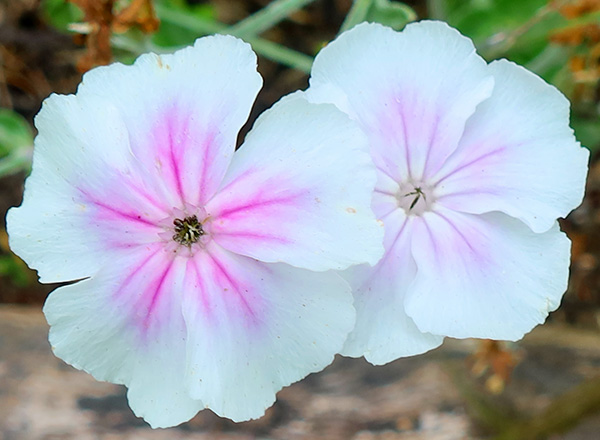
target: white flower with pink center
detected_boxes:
[307,21,590,365]
[7,35,384,427]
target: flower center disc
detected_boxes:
[396,182,435,216]
[173,215,204,246]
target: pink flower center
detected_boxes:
[396,181,436,216]
[172,215,204,246]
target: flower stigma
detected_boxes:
[172,215,204,246]
[396,181,435,216]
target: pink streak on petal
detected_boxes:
[397,100,413,180]
[197,130,219,205]
[77,183,163,250]
[108,247,182,343]
[214,191,304,220]
[434,145,507,186]
[150,108,188,205]
[112,246,163,302]
[420,114,441,179]
[213,230,290,243]
[208,170,302,247]
[168,128,185,205]
[145,105,224,207]
[188,257,211,319]
[206,250,260,327]
[124,178,171,214]
[431,210,478,255]
[142,258,175,332]
[87,197,158,228]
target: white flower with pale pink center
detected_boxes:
[7,35,384,427]
[307,21,589,365]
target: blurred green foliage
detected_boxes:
[151,0,214,47]
[368,0,416,29]
[41,0,83,33]
[0,111,34,288]
[341,0,417,32]
[440,0,600,151]
[0,109,33,178]
[31,0,600,151]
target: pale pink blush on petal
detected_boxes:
[308,21,494,184]
[146,105,228,207]
[430,59,588,233]
[206,92,384,272]
[44,249,204,428]
[208,168,299,251]
[341,208,443,364]
[406,208,570,340]
[180,242,355,422]
[129,104,225,209]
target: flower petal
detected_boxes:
[342,208,443,365]
[432,59,589,233]
[76,34,262,207]
[406,208,571,340]
[6,93,161,283]
[44,247,204,428]
[181,242,355,421]
[8,35,262,283]
[307,21,494,182]
[206,92,384,271]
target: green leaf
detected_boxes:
[368,0,417,30]
[152,0,215,48]
[0,110,32,155]
[571,115,600,153]
[0,110,33,177]
[0,254,32,288]
[340,0,416,33]
[40,0,83,33]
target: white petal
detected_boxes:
[77,34,263,207]
[432,59,589,233]
[181,243,355,421]
[406,208,571,340]
[6,94,153,283]
[44,248,204,428]
[342,208,443,365]
[206,92,384,271]
[8,35,262,283]
[308,21,494,182]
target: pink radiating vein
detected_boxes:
[113,247,163,301]
[190,257,211,316]
[433,146,505,186]
[215,191,303,220]
[198,131,218,205]
[142,259,175,331]
[398,105,413,180]
[88,198,158,228]
[375,165,397,184]
[166,112,186,204]
[432,210,478,255]
[361,218,409,286]
[420,114,441,179]
[214,230,290,243]
[124,178,169,214]
[207,252,258,324]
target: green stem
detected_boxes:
[339,0,373,33]
[227,0,317,38]
[426,0,447,20]
[155,3,313,73]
